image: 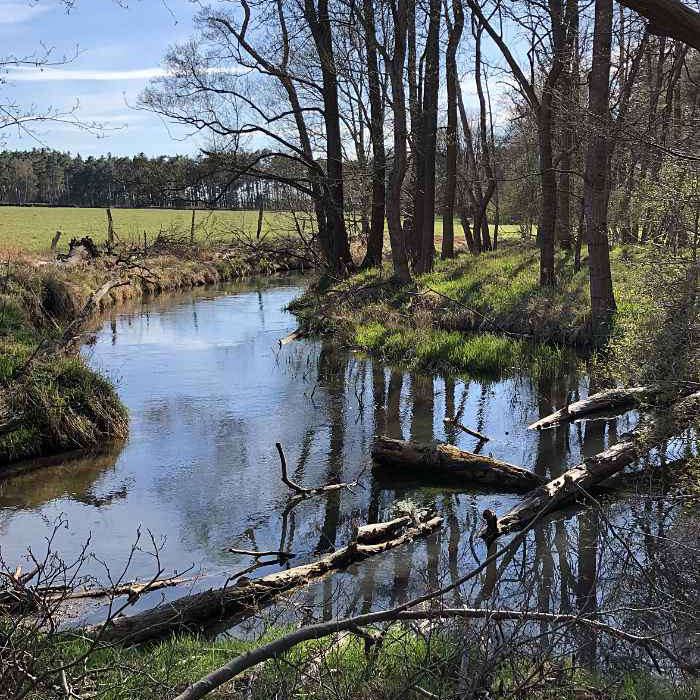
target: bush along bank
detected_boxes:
[0,241,306,467]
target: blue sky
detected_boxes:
[1,0,202,156]
[1,0,509,158]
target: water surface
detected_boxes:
[0,277,695,666]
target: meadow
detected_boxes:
[0,205,520,254]
[0,206,294,253]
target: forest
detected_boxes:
[133,0,700,332]
[0,150,300,210]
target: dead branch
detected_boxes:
[486,390,700,540]
[173,604,691,700]
[443,417,490,441]
[276,443,357,495]
[279,328,304,345]
[84,511,442,646]
[527,384,668,430]
[225,549,293,559]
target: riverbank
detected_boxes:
[0,243,304,466]
[23,622,699,700]
[289,242,646,381]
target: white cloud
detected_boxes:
[7,64,246,82]
[0,2,52,24]
[6,66,171,81]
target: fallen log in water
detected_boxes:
[86,511,443,646]
[527,385,666,431]
[0,573,189,613]
[371,436,544,491]
[484,390,700,540]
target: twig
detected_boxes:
[225,548,293,559]
[275,443,357,496]
[443,417,490,442]
[173,502,555,700]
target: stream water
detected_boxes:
[0,276,696,668]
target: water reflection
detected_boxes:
[0,277,695,670]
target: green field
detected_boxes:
[0,206,299,253]
[0,205,521,254]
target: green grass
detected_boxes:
[290,240,646,379]
[0,205,522,255]
[0,206,306,253]
[15,623,699,700]
[353,322,572,380]
[0,267,128,464]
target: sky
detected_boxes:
[1,0,203,156]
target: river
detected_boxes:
[0,276,695,665]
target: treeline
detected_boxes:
[0,149,306,210]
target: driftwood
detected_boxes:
[528,386,653,430]
[65,576,188,602]
[443,417,489,442]
[527,385,664,431]
[372,436,544,491]
[86,511,443,645]
[0,573,188,612]
[483,390,700,540]
[279,328,304,345]
[225,548,293,560]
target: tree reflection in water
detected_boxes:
[0,280,696,674]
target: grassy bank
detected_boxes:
[290,242,643,380]
[0,264,128,465]
[0,243,302,466]
[16,623,698,700]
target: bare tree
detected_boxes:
[465,0,577,287]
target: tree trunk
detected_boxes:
[472,26,495,252]
[88,512,443,645]
[384,0,412,282]
[416,0,441,274]
[527,384,666,430]
[555,0,578,250]
[482,390,700,540]
[584,0,616,331]
[538,96,557,287]
[407,0,422,266]
[304,0,353,274]
[361,0,386,269]
[617,0,700,50]
[372,436,544,490]
[441,0,463,260]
